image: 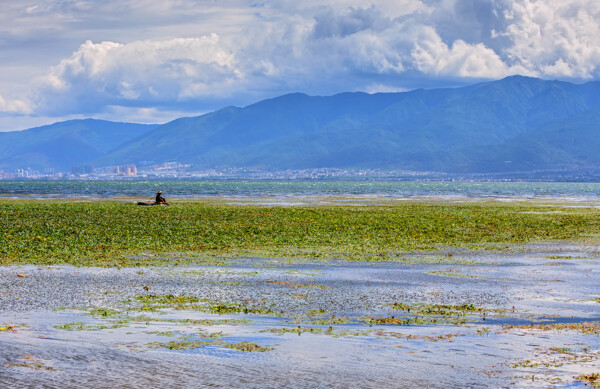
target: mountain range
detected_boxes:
[0,119,158,171]
[2,75,600,175]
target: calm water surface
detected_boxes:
[1,180,600,200]
[1,249,600,388]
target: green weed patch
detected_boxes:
[1,201,599,266]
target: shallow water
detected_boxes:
[2,248,600,388]
[2,180,600,201]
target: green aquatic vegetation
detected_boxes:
[373,330,464,341]
[327,328,373,338]
[426,269,479,278]
[114,343,146,352]
[261,325,370,338]
[0,323,27,332]
[370,302,487,326]
[266,280,330,289]
[368,315,470,326]
[306,309,330,316]
[208,303,246,314]
[125,294,206,312]
[134,294,200,305]
[505,321,600,335]
[137,305,161,312]
[86,307,121,317]
[208,303,273,315]
[148,335,271,352]
[575,373,600,387]
[294,304,483,327]
[222,341,274,352]
[177,318,253,326]
[392,303,411,311]
[4,355,63,372]
[125,314,160,323]
[121,295,275,316]
[393,302,483,316]
[55,321,126,331]
[512,347,600,373]
[112,314,251,327]
[306,316,352,325]
[148,339,215,350]
[144,330,179,337]
[263,326,324,335]
[2,201,600,266]
[549,347,573,354]
[512,359,542,368]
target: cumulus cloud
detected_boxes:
[0,94,32,114]
[411,27,509,78]
[37,35,241,114]
[2,0,600,124]
[497,0,600,79]
[35,1,513,116]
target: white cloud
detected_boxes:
[0,94,33,114]
[36,1,510,116]
[411,27,509,78]
[364,84,409,93]
[497,0,600,79]
[37,35,242,113]
[2,0,600,127]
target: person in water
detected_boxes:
[155,190,167,204]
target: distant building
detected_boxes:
[112,165,137,176]
[15,168,41,178]
[0,170,14,179]
[72,165,94,175]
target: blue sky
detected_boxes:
[1,0,599,130]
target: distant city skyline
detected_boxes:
[1,0,600,131]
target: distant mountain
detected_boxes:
[95,76,600,174]
[0,119,158,170]
[4,76,600,175]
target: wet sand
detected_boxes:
[2,246,600,388]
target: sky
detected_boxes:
[1,0,600,131]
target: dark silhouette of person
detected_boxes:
[155,190,167,204]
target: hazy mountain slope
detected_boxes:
[95,92,410,166]
[0,119,158,170]
[97,75,600,173]
[8,76,600,174]
[445,106,600,173]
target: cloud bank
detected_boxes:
[1,0,600,127]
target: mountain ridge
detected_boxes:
[2,76,600,175]
[0,119,159,170]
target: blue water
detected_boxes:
[1,180,600,199]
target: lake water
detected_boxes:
[1,180,600,200]
[2,180,600,387]
[2,248,600,388]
